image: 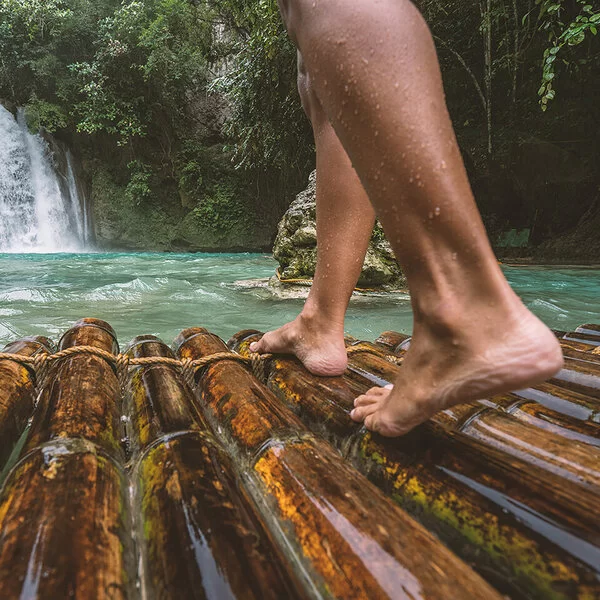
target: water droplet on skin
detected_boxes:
[376,104,380,110]
[394,82,399,89]
[428,211,434,219]
[409,177,414,183]
[452,252,458,260]
[434,207,441,216]
[440,160,447,170]
[362,57,369,65]
[374,130,379,136]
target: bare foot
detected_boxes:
[249,311,348,376]
[350,302,564,437]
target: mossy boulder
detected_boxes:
[273,171,404,288]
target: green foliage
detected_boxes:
[70,0,212,142]
[537,0,600,109]
[192,183,247,233]
[23,97,68,132]
[210,0,313,175]
[125,160,153,205]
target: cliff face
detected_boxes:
[273,171,404,288]
[89,164,274,253]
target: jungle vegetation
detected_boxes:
[0,0,598,255]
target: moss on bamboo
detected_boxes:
[176,328,503,600]
[230,330,600,600]
[0,337,53,466]
[125,335,299,599]
[0,319,132,598]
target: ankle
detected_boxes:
[411,285,523,341]
[300,300,345,333]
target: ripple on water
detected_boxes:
[0,254,598,346]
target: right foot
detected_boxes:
[249,312,348,376]
[351,299,564,437]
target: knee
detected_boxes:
[297,53,323,125]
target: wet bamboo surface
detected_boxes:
[0,319,598,599]
[230,330,600,600]
[0,319,134,598]
[176,328,502,600]
[124,335,299,599]
[0,336,53,467]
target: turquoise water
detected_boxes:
[0,252,598,348]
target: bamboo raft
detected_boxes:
[0,318,598,599]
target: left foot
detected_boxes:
[350,300,564,437]
[249,309,348,376]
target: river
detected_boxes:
[1,252,598,348]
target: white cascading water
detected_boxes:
[0,104,88,252]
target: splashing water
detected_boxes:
[0,105,88,252]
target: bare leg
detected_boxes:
[250,52,376,376]
[278,0,563,436]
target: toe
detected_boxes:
[354,394,377,408]
[354,385,392,407]
[350,403,379,423]
[364,413,380,433]
[249,337,265,354]
[250,333,276,355]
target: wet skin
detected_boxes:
[251,0,564,437]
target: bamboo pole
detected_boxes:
[374,331,411,353]
[576,324,600,337]
[509,383,600,424]
[0,319,133,598]
[124,335,300,600]
[343,344,600,484]
[175,328,502,600]
[0,336,53,466]
[489,393,600,446]
[561,346,600,364]
[550,357,600,400]
[229,331,600,600]
[562,332,600,347]
[23,318,123,459]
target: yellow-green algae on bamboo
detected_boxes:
[0,336,53,466]
[343,342,600,522]
[230,331,600,600]
[124,335,300,600]
[0,318,134,599]
[175,328,503,600]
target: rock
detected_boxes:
[273,170,404,288]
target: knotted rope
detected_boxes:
[0,343,403,394]
[0,346,267,393]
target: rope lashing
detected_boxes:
[0,343,403,392]
[0,346,269,392]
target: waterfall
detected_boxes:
[0,104,89,252]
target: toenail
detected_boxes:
[384,384,394,390]
[249,342,257,351]
[350,409,356,418]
